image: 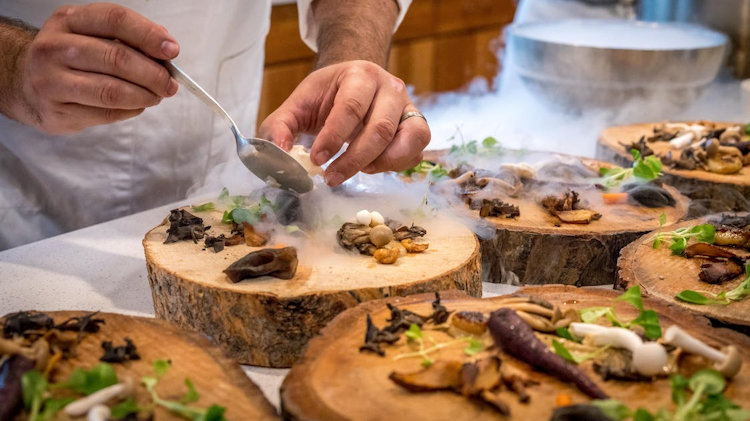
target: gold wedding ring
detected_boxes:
[399,111,427,124]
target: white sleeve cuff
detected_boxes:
[296,0,412,53]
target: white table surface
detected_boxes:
[0,202,520,412]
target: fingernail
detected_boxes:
[315,151,331,165]
[166,78,178,96]
[161,40,179,58]
[325,171,344,186]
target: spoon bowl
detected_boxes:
[164,61,313,193]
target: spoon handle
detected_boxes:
[163,61,237,129]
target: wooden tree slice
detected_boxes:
[423,150,689,286]
[618,215,750,328]
[281,286,750,421]
[144,209,481,368]
[597,122,750,217]
[2,311,278,420]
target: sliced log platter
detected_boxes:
[2,311,278,421]
[281,286,750,421]
[423,150,689,286]
[144,208,481,368]
[618,216,750,328]
[597,122,750,217]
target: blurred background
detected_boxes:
[259,0,749,157]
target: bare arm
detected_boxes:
[312,0,399,68]
[0,17,37,123]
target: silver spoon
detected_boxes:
[164,61,313,194]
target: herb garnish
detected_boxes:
[651,224,716,255]
[449,136,502,156]
[191,202,216,212]
[400,160,448,180]
[599,149,663,189]
[676,263,750,306]
[551,339,609,364]
[393,324,484,367]
[579,286,662,340]
[593,369,750,421]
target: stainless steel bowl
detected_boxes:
[506,19,728,109]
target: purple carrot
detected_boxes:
[488,307,608,399]
[0,355,36,421]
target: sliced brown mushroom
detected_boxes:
[450,311,487,335]
[223,247,298,282]
[389,360,463,392]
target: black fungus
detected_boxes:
[204,235,226,253]
[384,303,425,333]
[100,337,141,363]
[55,312,105,334]
[164,209,207,244]
[359,314,400,356]
[427,292,452,324]
[2,311,53,338]
[274,190,303,225]
[223,247,298,282]
[390,223,428,241]
[623,184,676,208]
[549,404,613,421]
[468,198,520,219]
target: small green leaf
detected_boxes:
[552,339,577,363]
[191,202,215,212]
[40,397,75,420]
[658,213,667,227]
[153,359,171,378]
[629,310,662,340]
[405,324,422,341]
[21,370,47,410]
[420,358,434,368]
[592,399,632,421]
[675,290,728,306]
[555,327,578,342]
[59,363,117,395]
[202,405,227,421]
[141,376,158,392]
[653,236,662,249]
[745,123,750,135]
[689,369,726,396]
[671,374,689,405]
[691,224,716,244]
[580,306,615,324]
[110,398,140,419]
[482,136,498,148]
[466,140,478,154]
[463,338,484,356]
[669,236,687,255]
[221,210,233,224]
[181,378,200,404]
[633,408,656,421]
[631,149,642,161]
[614,286,644,311]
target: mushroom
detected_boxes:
[374,247,399,264]
[87,404,111,421]
[369,225,393,247]
[475,177,522,198]
[705,142,744,174]
[401,238,429,253]
[669,131,696,149]
[370,211,385,226]
[569,323,667,377]
[663,325,743,378]
[719,126,742,143]
[223,247,298,282]
[356,210,372,226]
[500,162,536,179]
[65,380,133,417]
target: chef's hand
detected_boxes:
[12,3,179,134]
[259,60,430,186]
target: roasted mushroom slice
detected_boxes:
[450,311,487,335]
[223,247,298,282]
[389,360,464,392]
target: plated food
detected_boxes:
[598,122,750,216]
[413,147,689,286]
[144,189,481,367]
[618,213,750,328]
[282,287,750,421]
[0,311,277,420]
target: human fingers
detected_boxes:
[55,34,177,98]
[45,70,162,110]
[323,76,406,186]
[308,67,378,166]
[258,108,300,152]
[362,107,431,173]
[52,3,179,60]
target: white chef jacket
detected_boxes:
[0,0,410,250]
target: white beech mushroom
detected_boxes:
[356,210,372,226]
[664,325,743,378]
[87,404,111,421]
[669,131,696,149]
[64,380,134,417]
[569,323,668,376]
[369,211,385,226]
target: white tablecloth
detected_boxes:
[0,201,520,411]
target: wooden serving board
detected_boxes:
[618,216,750,328]
[144,209,481,368]
[281,286,750,421]
[3,311,278,421]
[423,150,689,286]
[597,122,750,217]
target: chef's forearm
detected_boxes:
[311,0,399,69]
[0,17,36,121]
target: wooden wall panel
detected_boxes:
[257,0,515,126]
